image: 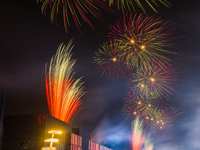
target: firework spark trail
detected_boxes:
[37,0,114,33]
[107,0,171,13]
[45,40,86,123]
[108,13,177,67]
[94,41,133,79]
[131,116,145,150]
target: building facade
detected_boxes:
[2,114,112,150]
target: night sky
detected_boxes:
[1,0,200,149]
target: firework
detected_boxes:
[94,41,133,79]
[122,90,160,121]
[144,135,153,150]
[45,41,86,123]
[131,116,145,150]
[129,59,177,99]
[37,0,113,33]
[145,106,183,134]
[107,0,171,13]
[108,13,176,67]
[122,89,182,133]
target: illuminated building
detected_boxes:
[72,128,91,150]
[2,114,71,150]
[2,114,112,150]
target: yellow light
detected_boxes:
[141,45,145,50]
[151,118,154,121]
[146,117,149,119]
[45,139,59,142]
[138,101,141,105]
[160,127,162,129]
[148,104,151,107]
[112,57,117,62]
[130,39,135,44]
[42,147,56,150]
[45,130,62,148]
[157,121,159,124]
[162,122,164,125]
[150,78,155,82]
[161,120,163,122]
[141,84,144,88]
[133,111,137,115]
[48,131,62,134]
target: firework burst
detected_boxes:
[94,41,133,79]
[123,89,182,134]
[45,41,86,123]
[145,106,183,134]
[129,59,177,99]
[122,90,161,121]
[37,0,113,33]
[108,13,177,67]
[107,0,171,13]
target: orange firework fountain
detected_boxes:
[45,40,86,123]
[131,116,145,150]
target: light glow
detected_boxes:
[130,39,135,44]
[48,131,62,134]
[150,78,155,82]
[45,139,58,142]
[42,147,56,150]
[112,57,117,62]
[141,45,145,50]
